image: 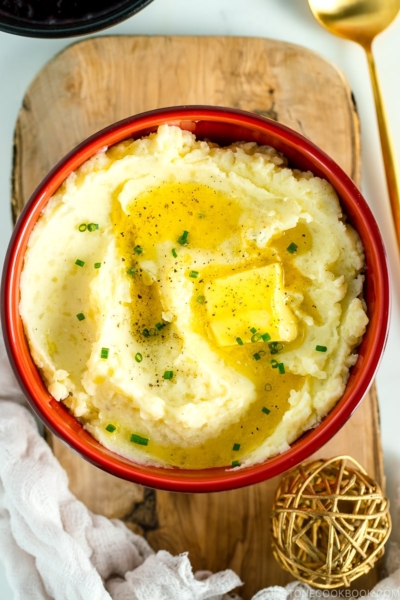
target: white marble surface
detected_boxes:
[0,0,399,597]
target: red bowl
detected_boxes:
[1,106,390,493]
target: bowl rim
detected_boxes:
[0,0,154,38]
[1,105,390,492]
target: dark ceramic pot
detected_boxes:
[0,0,154,38]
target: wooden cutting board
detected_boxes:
[12,37,385,599]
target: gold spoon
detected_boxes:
[308,0,400,250]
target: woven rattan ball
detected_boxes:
[271,455,391,589]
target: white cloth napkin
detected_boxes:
[1,331,399,600]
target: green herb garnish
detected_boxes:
[287,242,298,254]
[100,347,109,359]
[105,424,116,433]
[268,341,283,355]
[261,333,271,342]
[177,230,189,246]
[88,223,99,232]
[232,460,240,467]
[130,434,149,446]
[134,245,143,255]
[76,313,85,321]
[262,407,271,415]
[127,267,136,276]
[278,363,285,374]
[251,333,262,343]
[196,295,206,304]
[316,345,327,352]
[94,262,102,269]
[189,270,199,278]
[142,329,150,338]
[233,443,241,451]
[236,337,244,346]
[172,248,178,258]
[250,327,257,334]
[163,370,173,380]
[270,359,279,368]
[155,322,165,330]
[253,353,261,361]
[265,383,272,392]
[135,353,143,363]
[78,224,87,232]
[75,259,85,267]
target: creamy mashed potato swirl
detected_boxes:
[20,125,368,468]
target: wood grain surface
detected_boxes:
[13,37,384,599]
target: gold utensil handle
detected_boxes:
[366,48,400,250]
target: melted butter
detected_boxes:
[283,262,323,327]
[133,364,302,469]
[109,182,310,468]
[272,221,312,256]
[111,196,165,338]
[204,263,298,346]
[113,181,243,260]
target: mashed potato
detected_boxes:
[19,125,368,468]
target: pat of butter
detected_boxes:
[204,263,297,347]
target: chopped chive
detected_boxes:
[135,353,143,363]
[278,363,285,374]
[236,337,244,346]
[316,345,327,352]
[142,328,150,338]
[94,262,102,269]
[155,322,165,330]
[127,267,136,276]
[88,223,99,232]
[261,333,271,342]
[270,359,279,368]
[287,242,298,254]
[262,406,271,415]
[253,352,261,361]
[134,245,143,255]
[172,248,178,258]
[265,383,272,392]
[177,230,189,246]
[76,313,85,321]
[189,270,199,278]
[100,347,109,359]
[106,424,116,433]
[196,295,206,304]
[258,350,266,357]
[269,341,283,355]
[251,333,262,343]
[163,370,173,380]
[233,443,241,451]
[148,328,157,336]
[250,327,257,334]
[75,259,85,267]
[78,223,87,232]
[232,460,240,467]
[130,433,149,446]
